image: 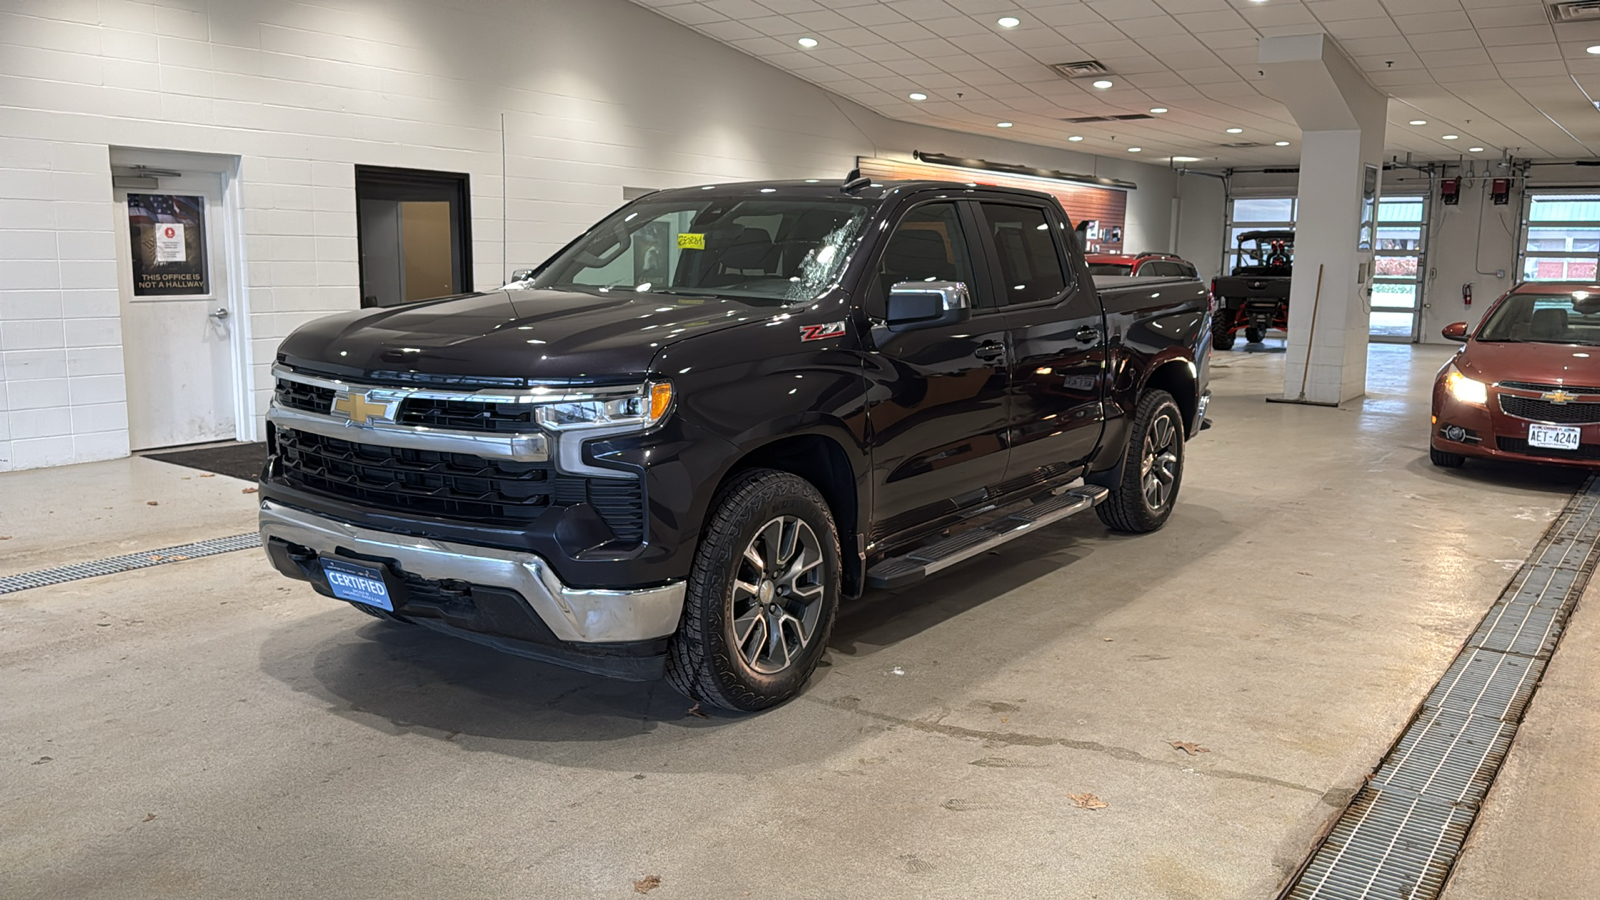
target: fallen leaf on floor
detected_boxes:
[143,813,156,822]
[0,535,12,540]
[31,756,51,765]
[686,703,708,719]
[1068,792,1108,810]
[200,473,215,478]
[242,487,259,494]
[633,875,661,894]
[1103,637,1113,642]
[95,623,111,627]
[1169,741,1211,755]
[146,501,159,506]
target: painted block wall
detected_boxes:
[0,0,1181,472]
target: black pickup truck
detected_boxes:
[259,179,1212,711]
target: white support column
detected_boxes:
[1258,34,1389,405]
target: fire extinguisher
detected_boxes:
[1463,283,1473,307]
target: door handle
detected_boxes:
[209,307,229,320]
[974,340,1005,362]
[1074,326,1099,343]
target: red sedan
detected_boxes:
[1432,282,1600,468]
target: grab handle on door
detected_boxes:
[1074,325,1099,344]
[209,307,230,320]
[974,340,1005,362]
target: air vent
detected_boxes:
[1062,114,1154,124]
[1550,1,1600,22]
[1050,60,1111,79]
[1220,142,1266,148]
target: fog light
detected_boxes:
[1445,425,1467,442]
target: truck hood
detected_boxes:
[277,287,769,384]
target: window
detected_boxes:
[356,166,472,308]
[1087,262,1133,276]
[982,203,1067,304]
[1226,196,1296,274]
[1523,194,1600,282]
[1479,291,1600,346]
[534,196,869,303]
[873,202,976,314]
[1371,195,1427,340]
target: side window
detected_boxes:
[1182,263,1198,278]
[1151,261,1182,277]
[872,201,978,316]
[981,203,1068,305]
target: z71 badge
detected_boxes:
[799,321,847,342]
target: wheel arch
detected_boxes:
[1142,357,1201,436]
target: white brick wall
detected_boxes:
[0,0,1179,471]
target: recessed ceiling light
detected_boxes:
[1150,107,1168,114]
[1226,127,1243,134]
[1589,45,1600,54]
[1275,141,1291,146]
[908,92,927,101]
[1068,135,1084,142]
[1092,79,1114,89]
[1443,134,1459,140]
[997,121,1013,128]
[1469,146,1485,152]
[1173,156,1201,162]
[997,16,1020,28]
[1128,147,1142,153]
[797,37,818,48]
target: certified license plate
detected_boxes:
[322,559,393,611]
[1528,424,1582,451]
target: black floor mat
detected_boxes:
[144,442,268,482]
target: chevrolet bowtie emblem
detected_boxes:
[331,390,398,425]
[1544,390,1579,405]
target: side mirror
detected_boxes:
[509,268,534,282]
[885,281,971,333]
[1441,322,1469,342]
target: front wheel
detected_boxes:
[1097,390,1185,534]
[666,469,841,712]
[1430,445,1466,468]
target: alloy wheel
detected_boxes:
[1141,411,1180,511]
[730,516,826,675]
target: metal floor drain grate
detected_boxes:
[1283,476,1600,900]
[0,533,262,595]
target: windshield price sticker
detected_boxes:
[677,233,705,250]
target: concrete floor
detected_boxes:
[0,345,1590,899]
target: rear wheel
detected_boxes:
[1245,327,1265,344]
[1430,445,1466,468]
[666,469,841,712]
[1097,390,1185,534]
[1212,313,1236,351]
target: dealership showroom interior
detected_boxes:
[17,0,1600,897]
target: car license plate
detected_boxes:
[1528,424,1582,451]
[322,559,393,611]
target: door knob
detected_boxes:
[210,307,230,319]
[1074,326,1099,343]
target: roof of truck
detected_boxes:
[639,179,1063,203]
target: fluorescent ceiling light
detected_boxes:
[1443,134,1459,140]
[797,37,818,48]
[1469,146,1485,152]
[997,121,1013,128]
[1226,127,1243,134]
[1068,135,1084,141]
[908,92,927,101]
[1128,147,1142,153]
[997,16,1020,28]
[1173,156,1201,162]
[1409,119,1427,125]
[1092,79,1114,89]
[1275,141,1290,146]
[1589,45,1600,54]
[1150,107,1168,114]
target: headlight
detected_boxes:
[1445,366,1488,405]
[535,381,673,431]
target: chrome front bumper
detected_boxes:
[258,500,686,644]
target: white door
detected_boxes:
[113,172,238,451]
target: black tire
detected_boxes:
[666,468,841,712]
[1430,444,1466,468]
[1212,314,1236,351]
[1246,327,1265,344]
[1097,390,1185,534]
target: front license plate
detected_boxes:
[1528,424,1582,451]
[322,559,393,611]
